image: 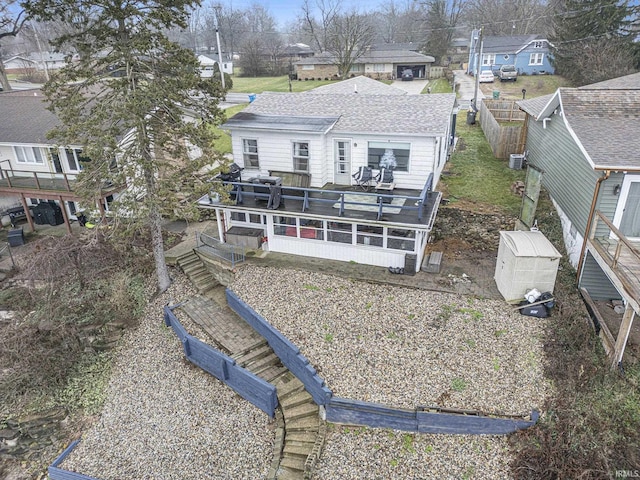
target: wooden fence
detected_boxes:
[226,289,334,406]
[479,99,526,159]
[163,305,278,417]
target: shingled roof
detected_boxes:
[0,95,59,145]
[224,92,456,136]
[307,76,406,95]
[296,50,435,65]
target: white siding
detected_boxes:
[0,144,54,174]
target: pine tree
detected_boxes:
[25,0,229,293]
[551,0,640,85]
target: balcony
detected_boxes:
[582,211,640,367]
[0,168,79,198]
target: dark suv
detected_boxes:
[401,69,414,81]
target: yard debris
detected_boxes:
[511,181,525,196]
[448,273,471,285]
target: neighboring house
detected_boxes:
[0,91,117,233]
[198,54,233,77]
[282,43,314,60]
[517,71,640,368]
[468,34,554,76]
[295,49,435,80]
[198,79,457,272]
[3,52,69,74]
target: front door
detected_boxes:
[617,178,640,240]
[334,140,352,185]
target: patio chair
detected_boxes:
[376,168,394,186]
[352,166,374,190]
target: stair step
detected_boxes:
[285,431,318,444]
[191,270,212,281]
[233,343,273,364]
[245,353,280,373]
[178,257,201,269]
[280,455,305,472]
[280,390,313,409]
[283,443,313,457]
[277,467,304,480]
[283,402,317,421]
[276,376,305,398]
[257,365,288,382]
[286,416,320,432]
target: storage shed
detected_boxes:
[494,230,562,303]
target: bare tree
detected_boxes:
[300,0,342,52]
[326,10,374,78]
[0,0,28,90]
[422,0,466,64]
[463,0,553,36]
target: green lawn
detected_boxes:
[212,104,247,155]
[423,77,453,94]
[481,74,572,100]
[441,115,526,215]
[230,75,336,93]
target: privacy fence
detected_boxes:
[479,99,526,159]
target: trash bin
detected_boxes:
[492,90,500,99]
[7,228,24,247]
[466,110,477,125]
[248,94,256,103]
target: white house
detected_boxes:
[197,81,457,273]
[198,54,233,77]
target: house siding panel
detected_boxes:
[525,115,599,236]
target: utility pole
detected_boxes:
[472,27,483,111]
[213,4,225,90]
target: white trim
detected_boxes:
[529,52,544,65]
[612,174,640,240]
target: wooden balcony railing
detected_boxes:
[0,168,78,192]
[589,210,640,299]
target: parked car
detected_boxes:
[478,70,495,83]
[498,65,518,82]
[401,69,414,81]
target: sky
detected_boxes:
[224,0,386,28]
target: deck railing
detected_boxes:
[590,211,640,294]
[196,231,246,267]
[0,168,78,192]
[211,173,435,223]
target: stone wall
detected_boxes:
[296,64,339,80]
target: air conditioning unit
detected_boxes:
[509,153,525,169]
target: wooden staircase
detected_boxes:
[176,251,218,295]
[175,289,325,480]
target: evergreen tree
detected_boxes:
[551,0,640,85]
[25,0,229,293]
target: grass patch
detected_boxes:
[442,115,525,215]
[451,377,467,392]
[481,74,572,100]
[424,77,453,94]
[230,75,335,93]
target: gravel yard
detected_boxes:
[61,275,274,480]
[312,426,512,480]
[232,265,551,415]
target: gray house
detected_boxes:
[518,72,640,368]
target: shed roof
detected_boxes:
[224,92,456,136]
[223,112,339,133]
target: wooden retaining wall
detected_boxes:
[479,100,526,160]
[226,289,333,406]
[326,398,539,435]
[48,440,98,480]
[163,306,278,417]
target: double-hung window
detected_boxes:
[529,53,544,65]
[65,148,87,171]
[482,54,495,66]
[292,142,309,172]
[242,139,259,168]
[14,146,44,165]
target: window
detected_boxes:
[482,54,495,66]
[274,216,297,236]
[14,146,44,164]
[367,142,410,172]
[533,41,545,48]
[529,53,544,65]
[373,63,385,72]
[292,142,309,172]
[64,148,88,171]
[357,225,383,247]
[387,228,415,251]
[302,65,315,70]
[242,139,259,168]
[350,64,363,73]
[328,222,353,244]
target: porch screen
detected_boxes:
[367,142,410,172]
